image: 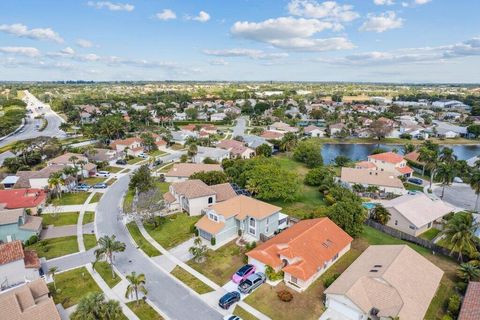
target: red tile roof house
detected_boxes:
[110,137,144,157]
[0,189,47,215]
[47,152,97,178]
[260,130,284,140]
[356,151,414,178]
[459,281,480,320]
[246,218,353,292]
[0,240,41,289]
[216,140,256,159]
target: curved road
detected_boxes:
[96,174,222,320]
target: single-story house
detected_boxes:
[242,135,272,149]
[192,147,230,164]
[85,148,121,162]
[322,245,443,320]
[14,165,74,190]
[0,240,40,289]
[164,163,223,182]
[0,189,47,215]
[458,281,480,320]
[303,125,325,138]
[383,193,455,236]
[260,131,284,140]
[340,168,406,195]
[0,208,42,242]
[268,122,298,133]
[46,152,96,177]
[195,195,281,244]
[247,218,352,292]
[110,137,144,156]
[216,140,255,159]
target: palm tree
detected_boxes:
[71,292,122,320]
[279,132,298,152]
[94,235,126,279]
[402,143,415,154]
[125,272,148,305]
[418,146,439,189]
[12,141,28,164]
[457,262,480,282]
[470,170,480,212]
[443,212,480,261]
[188,143,198,161]
[436,163,456,199]
[439,147,457,164]
[189,237,208,263]
[371,204,391,225]
[48,173,64,199]
[48,266,59,290]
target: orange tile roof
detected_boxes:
[459,282,480,320]
[195,215,225,235]
[0,240,24,265]
[260,131,283,139]
[247,218,352,281]
[397,166,414,174]
[110,137,142,148]
[356,161,377,169]
[209,195,281,220]
[23,250,40,269]
[368,152,404,164]
[404,151,422,163]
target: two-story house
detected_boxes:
[356,151,413,178]
[110,137,144,157]
[195,195,282,245]
[0,208,42,242]
[0,240,41,290]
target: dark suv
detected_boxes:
[218,291,240,309]
[238,272,266,294]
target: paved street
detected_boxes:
[158,150,187,163]
[433,183,479,211]
[95,175,223,320]
[232,116,247,138]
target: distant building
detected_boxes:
[303,125,325,138]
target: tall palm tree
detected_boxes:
[371,204,391,225]
[402,143,415,155]
[457,262,480,282]
[71,292,122,320]
[279,132,298,152]
[443,212,480,261]
[48,172,64,198]
[94,235,126,279]
[125,272,148,305]
[436,163,456,199]
[439,147,457,164]
[470,170,480,213]
[48,266,59,290]
[188,143,198,161]
[418,146,439,189]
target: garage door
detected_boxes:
[199,229,212,241]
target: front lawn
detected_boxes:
[105,166,123,173]
[83,211,95,224]
[170,266,214,294]
[126,301,164,320]
[127,157,144,164]
[89,193,103,203]
[187,240,244,286]
[158,163,174,173]
[155,181,170,193]
[93,261,121,288]
[150,149,167,157]
[41,212,79,226]
[419,228,441,241]
[126,222,161,257]
[48,267,101,308]
[27,235,78,259]
[84,234,97,250]
[82,177,106,185]
[51,192,91,206]
[234,306,258,320]
[144,213,200,249]
[404,182,424,192]
[123,189,135,213]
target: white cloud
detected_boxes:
[287,0,359,22]
[203,48,288,60]
[0,46,40,57]
[156,9,176,21]
[0,23,63,43]
[209,59,228,66]
[359,11,404,33]
[61,47,75,55]
[402,0,431,7]
[415,0,431,4]
[374,0,395,5]
[87,1,134,12]
[192,11,211,23]
[76,39,93,48]
[231,17,354,51]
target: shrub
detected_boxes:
[277,289,293,302]
[447,294,461,317]
[210,237,216,246]
[25,234,39,246]
[190,224,196,233]
[324,194,336,206]
[245,241,257,251]
[441,316,453,320]
[455,281,468,294]
[265,265,284,281]
[323,273,340,288]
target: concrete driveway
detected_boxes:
[433,183,479,211]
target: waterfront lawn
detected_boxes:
[83,211,95,224]
[126,301,164,320]
[41,212,79,226]
[48,267,101,308]
[84,234,97,250]
[27,236,78,259]
[93,261,121,288]
[187,240,244,286]
[419,228,441,241]
[51,192,91,206]
[89,193,103,203]
[144,213,199,249]
[126,222,161,257]
[170,266,214,294]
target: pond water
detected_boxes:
[321,143,480,164]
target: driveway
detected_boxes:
[433,183,479,211]
[95,175,222,320]
[232,117,247,138]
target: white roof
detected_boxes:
[1,176,19,185]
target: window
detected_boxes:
[394,220,398,226]
[409,225,416,230]
[290,276,297,284]
[249,218,256,227]
[265,226,269,233]
[208,197,213,204]
[208,213,218,222]
[249,218,256,235]
[333,253,339,261]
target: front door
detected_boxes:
[248,218,256,236]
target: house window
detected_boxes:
[208,213,218,222]
[394,220,398,226]
[333,253,339,261]
[265,226,269,233]
[409,225,416,230]
[290,276,297,284]
[208,197,213,204]
[249,218,256,235]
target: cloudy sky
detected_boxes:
[0,0,479,82]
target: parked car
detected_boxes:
[232,264,256,284]
[96,171,110,177]
[138,153,148,159]
[154,159,163,166]
[93,183,107,189]
[453,177,463,183]
[115,159,127,165]
[218,291,240,310]
[238,272,266,294]
[74,185,90,192]
[407,177,423,185]
[223,315,241,320]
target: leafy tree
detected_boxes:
[334,155,350,167]
[369,119,393,140]
[470,170,480,212]
[135,188,166,226]
[185,108,198,120]
[371,204,390,225]
[140,133,157,152]
[439,147,457,164]
[129,164,154,192]
[293,139,323,168]
[443,212,479,261]
[94,235,126,278]
[457,262,480,282]
[71,292,122,320]
[304,167,335,190]
[403,143,415,154]
[467,124,480,138]
[371,147,387,155]
[255,144,272,157]
[436,163,456,198]
[187,143,198,160]
[125,272,148,306]
[279,132,298,152]
[190,171,228,185]
[327,199,367,237]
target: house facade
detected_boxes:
[363,152,413,178]
[0,241,41,290]
[340,167,407,195]
[0,208,42,243]
[110,137,144,156]
[216,140,255,159]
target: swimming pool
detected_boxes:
[363,202,377,210]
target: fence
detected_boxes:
[365,219,466,262]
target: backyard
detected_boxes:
[41,212,79,226]
[51,192,91,206]
[27,235,78,259]
[144,213,200,249]
[170,266,214,294]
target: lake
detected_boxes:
[321,143,480,164]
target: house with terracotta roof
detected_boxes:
[163,180,236,216]
[340,168,406,195]
[0,278,61,320]
[360,152,413,178]
[0,189,47,215]
[322,245,443,320]
[0,240,41,289]
[110,137,144,156]
[164,163,223,182]
[459,281,480,320]
[195,195,282,245]
[0,208,42,242]
[216,140,255,159]
[247,218,352,292]
[47,152,97,178]
[260,130,284,140]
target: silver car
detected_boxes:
[238,272,266,294]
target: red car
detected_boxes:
[232,264,256,283]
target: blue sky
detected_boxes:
[0,0,479,82]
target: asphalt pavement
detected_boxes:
[232,117,247,138]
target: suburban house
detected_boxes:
[328,123,346,136]
[247,218,352,292]
[383,193,454,236]
[164,163,223,182]
[13,165,75,190]
[0,208,42,242]
[47,152,97,178]
[322,245,443,320]
[0,279,61,320]
[195,195,282,244]
[303,125,326,137]
[210,112,227,121]
[356,152,413,178]
[216,140,255,159]
[110,137,144,156]
[85,148,121,162]
[340,168,406,195]
[171,130,198,145]
[458,281,480,320]
[268,122,298,133]
[242,135,272,149]
[192,146,230,164]
[0,189,47,215]
[0,240,40,290]
[260,131,284,140]
[163,180,236,216]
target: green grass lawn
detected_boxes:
[170,143,184,150]
[93,261,121,288]
[51,192,91,206]
[155,181,170,193]
[144,213,200,249]
[126,222,161,257]
[83,211,95,224]
[105,166,123,173]
[404,182,424,192]
[84,234,97,250]
[234,306,258,320]
[187,240,244,286]
[27,236,78,260]
[150,149,167,157]
[82,177,107,185]
[89,193,103,203]
[126,301,164,320]
[127,157,144,164]
[48,267,101,308]
[158,163,174,173]
[41,212,79,226]
[170,266,214,294]
[123,189,135,213]
[107,177,118,185]
[419,228,441,241]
